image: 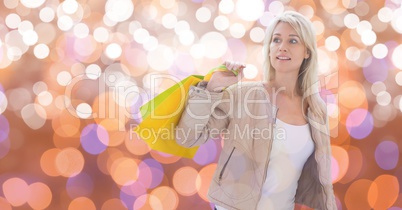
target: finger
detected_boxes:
[227,61,235,70]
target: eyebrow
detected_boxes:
[273,33,300,38]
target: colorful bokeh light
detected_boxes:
[0,0,401,209]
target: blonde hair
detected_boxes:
[263,11,326,120]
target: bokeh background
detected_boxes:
[0,0,401,209]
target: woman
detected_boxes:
[176,11,336,210]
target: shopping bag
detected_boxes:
[133,65,236,158]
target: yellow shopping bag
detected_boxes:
[133,65,237,158]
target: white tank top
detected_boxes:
[256,118,314,210]
[215,119,314,210]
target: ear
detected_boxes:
[305,49,310,59]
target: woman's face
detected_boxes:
[269,22,309,74]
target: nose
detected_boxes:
[279,42,287,52]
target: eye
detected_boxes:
[272,37,281,43]
[289,39,298,44]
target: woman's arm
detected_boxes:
[175,81,230,148]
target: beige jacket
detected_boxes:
[176,81,336,210]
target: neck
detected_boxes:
[272,72,300,98]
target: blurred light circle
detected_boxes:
[7,47,22,61]
[363,58,388,83]
[147,45,174,71]
[313,20,325,36]
[101,198,127,210]
[21,103,47,130]
[57,71,72,86]
[0,138,10,159]
[392,44,402,70]
[331,146,349,183]
[378,7,393,23]
[141,159,164,189]
[5,13,21,29]
[55,147,85,177]
[76,103,92,119]
[269,1,285,15]
[355,1,369,16]
[0,196,11,210]
[339,146,363,184]
[149,150,181,164]
[94,27,109,43]
[376,91,391,106]
[2,177,29,206]
[125,132,151,156]
[27,182,52,210]
[368,175,399,209]
[196,7,211,23]
[37,91,53,106]
[190,44,206,59]
[200,32,228,59]
[162,13,177,29]
[85,64,102,80]
[230,23,246,38]
[372,44,388,59]
[18,20,34,35]
[0,115,9,142]
[236,0,264,21]
[396,72,402,86]
[361,30,376,46]
[111,157,139,185]
[375,141,399,170]
[105,0,134,22]
[34,44,50,59]
[325,36,341,51]
[299,5,314,19]
[40,7,55,23]
[345,46,360,61]
[120,174,147,198]
[133,194,152,209]
[173,166,198,196]
[219,0,234,14]
[105,43,122,59]
[196,164,217,202]
[0,91,8,115]
[150,186,179,210]
[346,108,373,139]
[214,15,230,31]
[40,148,62,176]
[66,172,94,198]
[179,30,195,46]
[62,0,79,14]
[193,139,218,165]
[4,0,18,9]
[133,28,150,44]
[243,64,258,80]
[371,81,386,95]
[20,0,45,8]
[73,23,89,38]
[58,15,74,31]
[174,20,190,35]
[68,197,96,210]
[356,20,372,35]
[345,179,373,209]
[250,27,265,43]
[80,124,109,155]
[143,36,158,51]
[112,79,139,107]
[22,30,38,46]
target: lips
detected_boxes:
[276,56,291,60]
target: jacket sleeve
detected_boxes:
[175,81,231,148]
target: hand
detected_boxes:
[206,61,246,92]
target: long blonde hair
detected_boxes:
[263,11,326,120]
